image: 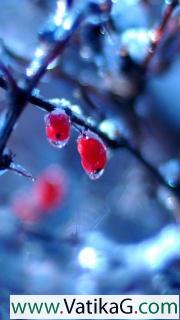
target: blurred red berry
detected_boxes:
[33,166,67,211]
[12,192,40,223]
[45,109,71,148]
[77,131,107,179]
[12,165,67,223]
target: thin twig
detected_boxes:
[26,12,84,92]
[0,61,17,92]
[143,0,179,67]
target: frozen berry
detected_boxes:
[77,131,107,179]
[45,109,71,148]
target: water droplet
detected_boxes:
[157,187,178,212]
[47,58,59,70]
[159,159,180,188]
[88,169,104,180]
[48,136,70,149]
[32,88,40,97]
[80,46,93,60]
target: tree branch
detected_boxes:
[0,5,84,160]
[0,74,178,196]
[143,0,179,67]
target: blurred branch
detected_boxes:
[143,0,179,67]
[26,13,84,92]
[0,3,84,163]
[0,61,17,92]
[0,85,27,155]
[1,41,131,113]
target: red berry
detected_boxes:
[77,131,107,179]
[12,192,40,223]
[33,166,66,211]
[12,166,67,223]
[45,109,71,148]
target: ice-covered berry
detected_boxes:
[77,131,107,179]
[45,109,71,148]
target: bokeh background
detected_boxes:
[0,0,179,319]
